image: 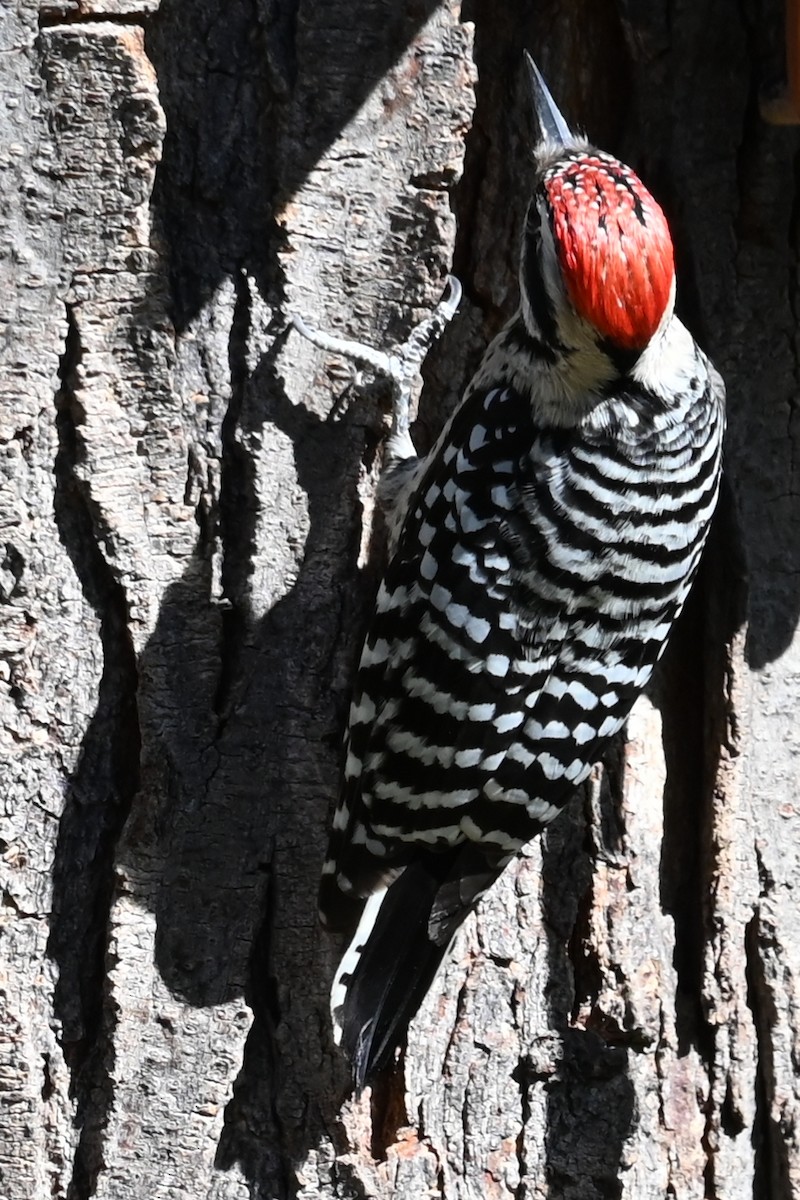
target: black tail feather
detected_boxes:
[336,856,455,1091]
[332,844,507,1091]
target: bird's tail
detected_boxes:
[330,846,501,1091]
[330,859,455,1092]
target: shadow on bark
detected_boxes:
[146,0,444,332]
[136,5,452,1186]
[42,2,443,1193]
[132,339,374,1190]
[656,479,748,1062]
[536,782,636,1199]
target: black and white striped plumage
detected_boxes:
[320,58,725,1089]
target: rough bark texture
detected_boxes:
[1,0,798,1197]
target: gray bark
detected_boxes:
[1,0,797,1197]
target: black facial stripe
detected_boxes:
[504,316,558,366]
[522,198,561,346]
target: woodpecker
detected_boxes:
[316,55,725,1090]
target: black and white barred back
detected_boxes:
[319,57,726,1090]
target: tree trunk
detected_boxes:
[2,0,797,1196]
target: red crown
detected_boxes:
[545,155,675,351]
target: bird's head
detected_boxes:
[521,56,675,363]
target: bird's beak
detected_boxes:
[524,52,574,148]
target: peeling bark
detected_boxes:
[1,0,798,1197]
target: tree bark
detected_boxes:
[1,0,797,1197]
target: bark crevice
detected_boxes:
[38,10,149,29]
[745,911,791,1200]
[212,268,257,724]
[49,302,142,1200]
